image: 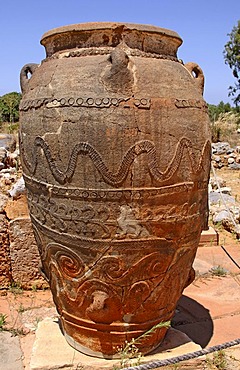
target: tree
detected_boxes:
[0,92,22,123]
[208,101,231,122]
[223,20,240,106]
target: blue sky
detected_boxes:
[0,0,239,105]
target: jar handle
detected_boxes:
[20,63,39,93]
[185,62,204,95]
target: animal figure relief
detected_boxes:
[116,205,149,238]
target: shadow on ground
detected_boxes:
[172,295,214,348]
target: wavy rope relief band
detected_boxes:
[20,134,211,186]
[123,338,240,370]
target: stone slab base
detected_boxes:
[30,317,202,370]
[199,226,219,247]
[0,331,23,370]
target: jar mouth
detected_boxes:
[40,22,182,58]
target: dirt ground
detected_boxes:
[215,168,240,199]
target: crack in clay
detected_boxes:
[83,245,112,278]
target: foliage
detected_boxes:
[208,101,232,122]
[113,320,171,369]
[223,20,240,106]
[0,92,22,123]
[208,101,240,143]
[0,313,7,331]
[209,265,228,277]
[8,281,23,295]
[206,350,228,369]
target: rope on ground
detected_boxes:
[221,245,240,270]
[122,338,240,370]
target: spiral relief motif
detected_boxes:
[100,252,173,285]
[46,243,85,279]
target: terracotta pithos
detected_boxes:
[19,22,211,358]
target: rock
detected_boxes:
[9,176,26,198]
[4,194,29,219]
[215,187,232,195]
[1,167,16,174]
[0,147,7,163]
[222,219,236,234]
[0,331,23,370]
[229,162,240,170]
[210,177,226,189]
[234,224,240,239]
[5,151,19,168]
[209,191,236,205]
[212,142,231,155]
[1,172,11,179]
[0,213,12,287]
[212,161,219,168]
[213,210,231,223]
[213,155,221,163]
[9,217,44,289]
[0,133,17,152]
[228,157,235,165]
[0,193,8,212]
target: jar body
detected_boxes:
[19,23,211,357]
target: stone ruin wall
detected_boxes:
[0,193,46,289]
[0,134,46,290]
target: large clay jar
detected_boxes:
[19,22,211,358]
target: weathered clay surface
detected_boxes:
[19,22,211,357]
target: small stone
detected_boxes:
[216,187,232,195]
[209,191,236,205]
[229,162,240,170]
[0,193,8,211]
[9,176,26,198]
[213,155,221,163]
[0,147,7,163]
[4,178,12,185]
[0,133,17,152]
[210,177,226,189]
[0,331,23,370]
[2,172,11,179]
[212,142,230,155]
[1,168,16,174]
[228,157,235,164]
[213,210,231,224]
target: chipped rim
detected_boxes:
[41,21,182,45]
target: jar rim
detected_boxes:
[41,22,182,43]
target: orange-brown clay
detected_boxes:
[19,22,211,358]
